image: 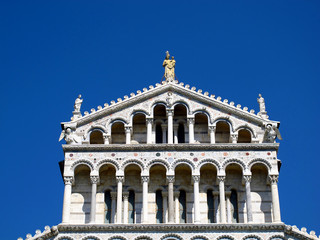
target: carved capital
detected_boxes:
[187,118,195,125]
[63,176,74,185]
[146,118,153,125]
[230,133,238,143]
[217,176,226,182]
[208,126,216,132]
[243,175,252,183]
[174,191,180,198]
[116,176,125,183]
[123,192,129,201]
[111,192,117,200]
[192,175,200,183]
[166,175,175,183]
[269,175,279,184]
[90,176,100,184]
[162,191,168,197]
[125,126,132,133]
[141,176,150,183]
[166,109,174,116]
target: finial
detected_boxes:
[163,51,176,82]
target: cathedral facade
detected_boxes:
[20,54,318,240]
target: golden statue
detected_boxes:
[163,51,176,81]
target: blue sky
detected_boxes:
[1,1,319,239]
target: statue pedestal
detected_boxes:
[71,111,82,121]
[258,111,269,119]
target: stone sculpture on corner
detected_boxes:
[257,94,269,119]
[59,127,81,145]
[71,94,83,121]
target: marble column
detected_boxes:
[213,191,220,223]
[146,118,153,144]
[90,176,99,224]
[125,126,132,144]
[167,176,175,223]
[218,176,227,223]
[243,175,253,223]
[192,175,200,223]
[230,133,238,143]
[123,192,129,224]
[174,191,180,223]
[226,191,231,223]
[162,192,168,223]
[173,124,179,144]
[188,118,195,144]
[167,109,174,144]
[209,126,216,144]
[111,192,117,223]
[62,176,73,223]
[116,176,124,223]
[269,175,281,223]
[142,176,149,223]
[161,124,167,143]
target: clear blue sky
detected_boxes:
[1,1,319,239]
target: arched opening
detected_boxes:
[178,123,185,143]
[71,165,91,224]
[156,190,163,223]
[111,122,125,144]
[215,121,230,143]
[132,113,147,144]
[174,104,187,143]
[128,190,135,223]
[124,164,141,223]
[230,189,239,223]
[154,105,167,143]
[251,163,271,223]
[237,129,251,143]
[175,164,192,223]
[155,123,163,143]
[207,190,214,223]
[90,130,104,144]
[225,163,242,223]
[194,113,209,143]
[200,163,217,223]
[150,164,167,223]
[99,164,116,224]
[179,190,187,223]
[104,190,112,223]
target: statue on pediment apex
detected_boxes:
[163,51,176,81]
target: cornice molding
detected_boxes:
[63,143,279,152]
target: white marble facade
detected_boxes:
[19,79,319,240]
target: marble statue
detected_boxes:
[59,128,81,144]
[163,51,176,80]
[74,94,83,112]
[257,94,265,113]
[264,124,282,143]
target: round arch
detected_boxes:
[121,159,144,172]
[267,235,285,240]
[216,235,236,240]
[242,235,263,240]
[96,159,120,172]
[190,236,210,240]
[172,159,195,171]
[108,118,128,132]
[150,101,168,118]
[84,125,107,140]
[222,158,246,173]
[235,125,257,138]
[134,236,153,240]
[192,109,212,124]
[56,236,76,240]
[197,159,221,172]
[248,158,272,173]
[146,159,170,173]
[129,110,150,125]
[172,101,190,114]
[107,236,127,240]
[160,234,183,240]
[82,236,102,240]
[213,117,235,132]
[70,160,94,173]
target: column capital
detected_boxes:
[174,191,180,198]
[64,176,74,185]
[243,175,252,183]
[146,118,153,124]
[162,191,168,197]
[230,133,238,143]
[192,175,200,183]
[161,124,168,130]
[111,192,117,199]
[167,175,175,183]
[166,109,174,116]
[269,175,279,184]
[123,192,129,200]
[173,123,179,130]
[217,176,226,182]
[90,175,100,184]
[116,176,125,183]
[208,126,216,132]
[187,117,195,125]
[125,126,132,133]
[141,176,150,183]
